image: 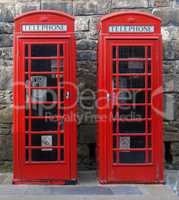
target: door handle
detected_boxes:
[107,93,111,102]
[65,91,70,100]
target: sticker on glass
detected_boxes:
[41,135,52,151]
[120,137,130,149]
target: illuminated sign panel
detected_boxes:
[22,24,67,32]
[109,25,155,33]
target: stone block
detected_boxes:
[15,1,40,16]
[0,134,12,161]
[89,16,101,30]
[174,94,179,120]
[0,34,13,48]
[77,61,97,76]
[77,50,96,61]
[41,0,73,15]
[73,0,111,15]
[164,132,179,142]
[149,0,170,7]
[0,161,12,173]
[164,94,175,121]
[176,60,179,74]
[153,8,179,26]
[77,39,96,50]
[75,32,87,40]
[0,67,13,90]
[0,3,15,22]
[112,0,148,8]
[87,30,99,40]
[171,143,179,155]
[0,47,13,60]
[161,26,178,41]
[0,104,13,123]
[174,74,179,92]
[75,16,90,32]
[174,40,179,60]
[163,74,175,92]
[163,40,175,60]
[0,22,13,34]
[152,8,172,26]
[0,123,12,135]
[0,59,13,68]
[163,61,175,74]
[173,8,179,26]
[0,90,12,104]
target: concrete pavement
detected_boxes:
[0,170,178,200]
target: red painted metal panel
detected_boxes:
[13,11,77,184]
[97,12,164,183]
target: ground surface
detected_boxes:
[0,170,178,200]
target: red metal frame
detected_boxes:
[13,11,77,184]
[97,12,164,183]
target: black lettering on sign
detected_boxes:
[109,25,154,33]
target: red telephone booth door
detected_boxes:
[16,38,75,184]
[106,39,163,183]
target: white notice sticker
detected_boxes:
[120,137,130,149]
[41,135,52,151]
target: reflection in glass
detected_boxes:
[119,61,145,73]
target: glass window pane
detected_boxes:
[59,44,64,56]
[148,47,151,58]
[113,151,117,163]
[113,135,117,148]
[31,44,57,57]
[25,45,28,57]
[31,59,57,72]
[119,121,145,133]
[60,60,64,72]
[30,89,58,102]
[119,61,145,73]
[60,149,64,161]
[113,61,117,73]
[119,46,145,58]
[119,151,145,163]
[60,134,64,146]
[112,46,116,58]
[32,149,58,161]
[26,104,58,116]
[25,59,28,72]
[119,106,151,119]
[119,76,145,88]
[118,91,146,104]
[148,60,151,73]
[26,119,58,131]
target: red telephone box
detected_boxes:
[13,10,77,184]
[97,12,164,183]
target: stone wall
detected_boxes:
[0,0,179,171]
